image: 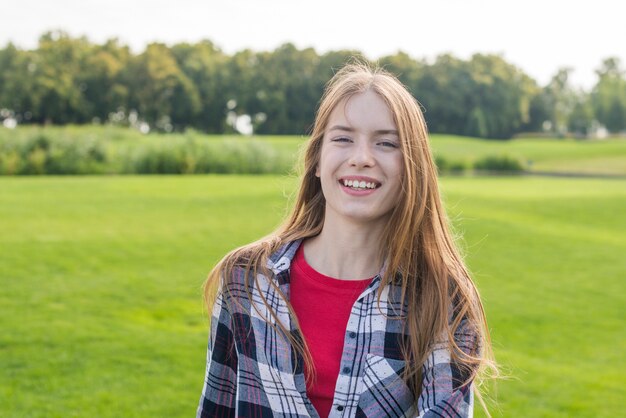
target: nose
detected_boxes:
[348,140,375,168]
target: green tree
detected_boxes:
[568,90,593,136]
[251,43,321,134]
[542,68,576,136]
[592,58,626,133]
[465,107,489,138]
[316,50,368,79]
[3,32,599,139]
[523,91,552,132]
[39,31,93,123]
[125,43,200,130]
[79,39,130,122]
[415,54,471,135]
[171,40,228,132]
[465,54,537,138]
[220,48,259,133]
[415,54,537,138]
[378,51,423,96]
[0,43,30,120]
[8,31,92,124]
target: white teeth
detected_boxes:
[342,179,377,190]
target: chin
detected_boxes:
[341,211,389,225]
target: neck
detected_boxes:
[303,215,387,280]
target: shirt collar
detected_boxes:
[266,239,398,284]
[266,239,302,274]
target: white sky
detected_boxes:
[1,0,625,89]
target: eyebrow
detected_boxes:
[327,125,399,135]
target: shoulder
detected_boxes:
[439,279,484,389]
[447,278,482,353]
[266,240,300,276]
[218,238,302,294]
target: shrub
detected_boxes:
[435,155,448,173]
[473,155,525,172]
[435,155,468,175]
[0,151,21,175]
[448,160,469,173]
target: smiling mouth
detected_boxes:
[340,179,380,190]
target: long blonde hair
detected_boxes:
[204,61,497,411]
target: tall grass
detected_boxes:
[0,126,296,175]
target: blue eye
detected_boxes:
[332,136,352,143]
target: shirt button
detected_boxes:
[336,405,344,411]
[342,367,351,374]
[348,331,356,338]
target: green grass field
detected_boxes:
[430,135,626,175]
[1,175,624,417]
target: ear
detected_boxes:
[315,164,320,177]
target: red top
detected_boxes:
[290,244,372,417]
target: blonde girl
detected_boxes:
[197,62,495,418]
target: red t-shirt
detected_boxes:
[290,245,372,417]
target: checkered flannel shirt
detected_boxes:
[197,240,476,417]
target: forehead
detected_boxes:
[327,90,397,133]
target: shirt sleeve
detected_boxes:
[416,318,478,418]
[196,289,238,418]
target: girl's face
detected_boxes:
[316,90,403,228]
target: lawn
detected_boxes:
[429,134,626,175]
[0,175,624,417]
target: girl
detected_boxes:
[197,63,495,418]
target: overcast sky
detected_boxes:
[2,0,625,89]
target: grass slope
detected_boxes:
[430,134,626,175]
[0,175,624,417]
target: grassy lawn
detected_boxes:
[430,134,626,175]
[444,177,626,417]
[1,175,624,417]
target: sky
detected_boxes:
[2,0,625,89]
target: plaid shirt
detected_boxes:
[197,240,475,418]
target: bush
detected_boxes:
[0,151,21,175]
[473,155,525,172]
[435,155,448,173]
[435,155,468,175]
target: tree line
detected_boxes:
[1,31,625,139]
